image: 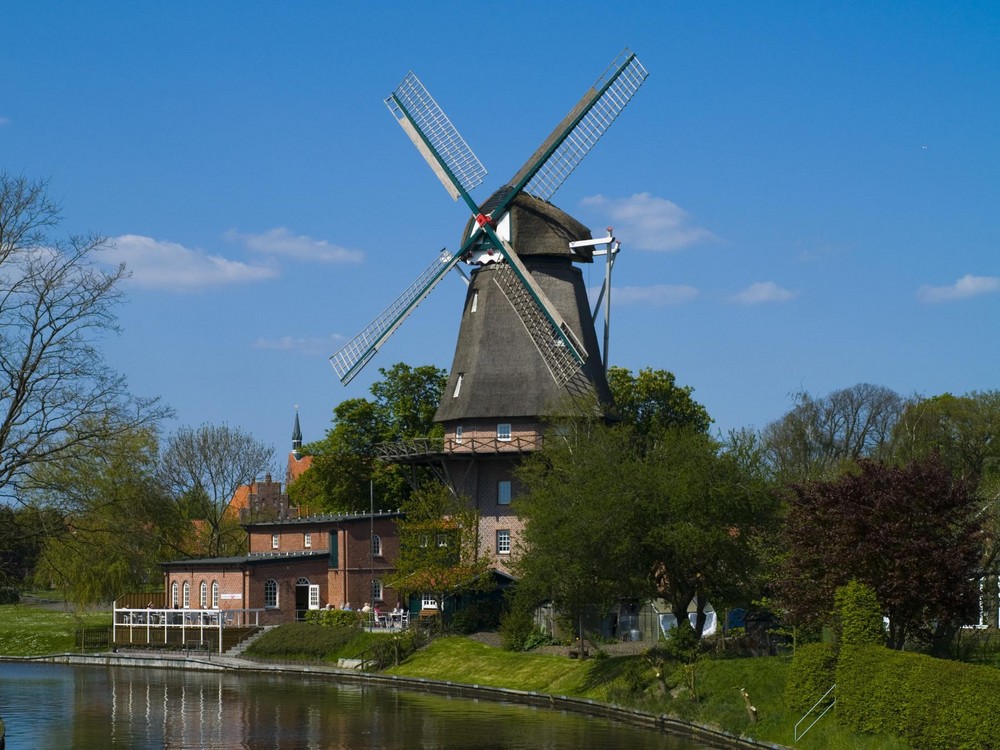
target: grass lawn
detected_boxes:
[0,601,112,657]
[386,636,912,750]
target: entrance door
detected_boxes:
[295,579,310,621]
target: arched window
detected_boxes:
[182,581,190,609]
[372,534,382,557]
[171,582,179,608]
[199,581,208,609]
[264,579,278,609]
[372,578,383,602]
[296,577,310,586]
[211,581,219,609]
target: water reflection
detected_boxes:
[0,662,712,749]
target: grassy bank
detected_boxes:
[0,601,111,656]
[384,636,911,750]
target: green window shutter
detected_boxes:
[329,531,339,569]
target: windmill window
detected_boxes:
[497,423,512,441]
[498,480,512,505]
[454,374,464,398]
[455,426,463,443]
[471,291,478,313]
[497,529,511,555]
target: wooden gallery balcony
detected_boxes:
[113,593,263,654]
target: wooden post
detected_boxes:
[740,687,759,723]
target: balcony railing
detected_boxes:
[112,606,264,653]
[377,434,544,461]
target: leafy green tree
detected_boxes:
[0,505,61,588]
[302,364,447,512]
[516,421,777,640]
[780,455,981,652]
[29,425,185,605]
[387,483,493,621]
[643,428,779,633]
[515,422,650,643]
[159,423,274,558]
[0,171,171,503]
[607,366,712,437]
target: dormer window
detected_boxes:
[454,373,463,398]
[471,291,478,313]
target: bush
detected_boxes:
[366,628,429,669]
[839,644,1000,748]
[0,588,19,605]
[450,600,502,634]
[499,607,548,651]
[304,608,364,628]
[834,580,885,648]
[785,642,836,713]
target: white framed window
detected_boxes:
[211,581,219,609]
[372,578,383,602]
[497,529,511,555]
[264,579,278,609]
[421,592,437,610]
[436,533,448,547]
[455,425,463,443]
[497,423,512,441]
[309,584,320,610]
[454,373,463,398]
[199,581,208,608]
[171,582,179,608]
[304,533,312,548]
[182,581,190,609]
[497,480,512,505]
[372,534,382,557]
[271,533,280,550]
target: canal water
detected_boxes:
[0,662,719,749]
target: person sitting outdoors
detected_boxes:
[342,602,352,611]
[361,602,371,613]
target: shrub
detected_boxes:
[785,642,836,713]
[366,628,429,669]
[304,609,364,628]
[839,644,1000,748]
[0,588,19,605]
[833,580,885,648]
[449,600,502,634]
[499,607,546,651]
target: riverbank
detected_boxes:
[4,649,784,750]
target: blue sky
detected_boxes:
[3,2,998,467]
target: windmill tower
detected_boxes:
[331,50,648,571]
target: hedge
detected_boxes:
[785,641,837,713]
[838,645,1000,749]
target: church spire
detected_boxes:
[291,406,302,458]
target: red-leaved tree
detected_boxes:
[780,455,981,652]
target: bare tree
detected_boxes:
[763,383,909,483]
[159,424,275,558]
[0,171,171,502]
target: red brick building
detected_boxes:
[161,510,403,626]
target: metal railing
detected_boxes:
[794,683,836,742]
[113,607,264,654]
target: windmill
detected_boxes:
[331,49,648,428]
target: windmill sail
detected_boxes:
[330,249,457,385]
[386,72,487,206]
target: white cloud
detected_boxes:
[252,334,346,357]
[226,227,364,264]
[917,274,1000,303]
[104,234,278,291]
[613,284,699,306]
[580,193,716,251]
[728,281,798,305]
